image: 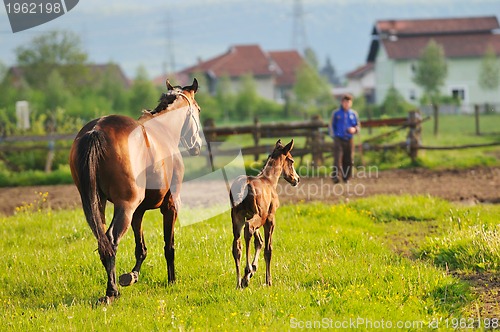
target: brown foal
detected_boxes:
[230,139,299,288]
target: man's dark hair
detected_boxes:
[342,94,353,101]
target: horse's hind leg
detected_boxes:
[242,216,260,288]
[161,195,177,283]
[99,204,136,303]
[263,217,275,286]
[231,209,244,289]
[119,208,146,287]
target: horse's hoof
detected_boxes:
[119,271,139,287]
[96,296,113,305]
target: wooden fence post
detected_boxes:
[475,104,481,136]
[310,114,324,166]
[367,106,373,135]
[253,116,261,161]
[44,116,56,173]
[203,118,216,169]
[433,103,439,136]
[407,110,421,163]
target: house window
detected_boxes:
[450,87,466,102]
[409,89,416,101]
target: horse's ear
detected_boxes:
[191,78,199,93]
[283,139,294,153]
[275,139,282,148]
[166,79,174,91]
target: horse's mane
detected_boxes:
[143,86,184,116]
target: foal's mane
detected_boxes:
[258,142,285,176]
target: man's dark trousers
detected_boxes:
[333,137,354,182]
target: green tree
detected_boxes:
[98,64,128,113]
[128,66,158,114]
[293,63,334,118]
[45,70,72,112]
[0,61,6,82]
[413,39,448,97]
[304,47,319,71]
[478,45,500,92]
[190,73,219,122]
[235,74,259,120]
[380,86,414,116]
[413,39,448,135]
[216,74,236,122]
[15,30,88,92]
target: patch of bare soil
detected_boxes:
[0,167,497,216]
[456,272,500,319]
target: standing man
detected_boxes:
[329,94,360,184]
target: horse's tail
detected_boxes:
[229,176,258,213]
[76,130,114,257]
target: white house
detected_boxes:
[366,15,500,112]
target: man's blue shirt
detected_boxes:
[330,108,359,140]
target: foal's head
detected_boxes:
[270,139,300,186]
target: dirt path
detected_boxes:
[1,166,497,216]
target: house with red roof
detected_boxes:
[339,62,375,103]
[172,45,305,103]
[367,15,500,111]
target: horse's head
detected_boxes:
[273,139,300,186]
[166,78,203,156]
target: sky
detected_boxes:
[1,0,499,80]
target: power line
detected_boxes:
[291,0,308,53]
[163,11,176,76]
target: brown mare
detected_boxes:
[230,139,299,288]
[69,79,202,304]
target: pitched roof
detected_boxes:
[268,50,305,86]
[375,16,499,36]
[368,16,500,61]
[179,45,274,78]
[383,33,500,59]
[171,45,305,89]
[346,62,374,79]
[88,63,131,88]
[5,63,130,88]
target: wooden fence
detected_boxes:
[203,111,424,166]
[1,110,499,172]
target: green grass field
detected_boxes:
[1,195,499,330]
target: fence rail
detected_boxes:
[1,110,498,172]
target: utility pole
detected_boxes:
[164,12,176,76]
[291,0,308,54]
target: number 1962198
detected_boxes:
[446,318,499,329]
[5,2,62,14]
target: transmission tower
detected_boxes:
[291,0,308,53]
[164,12,176,76]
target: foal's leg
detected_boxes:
[242,216,260,288]
[119,208,146,287]
[161,194,177,283]
[231,209,245,289]
[263,217,275,286]
[98,203,136,304]
[251,230,263,273]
